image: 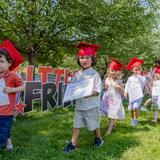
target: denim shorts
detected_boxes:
[0,115,13,148]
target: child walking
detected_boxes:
[124,58,146,126]
[101,59,125,135]
[151,66,160,124]
[64,42,103,152]
[0,39,25,150]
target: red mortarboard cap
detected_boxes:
[76,42,101,57]
[0,39,24,71]
[109,58,123,71]
[155,66,160,74]
[126,57,144,70]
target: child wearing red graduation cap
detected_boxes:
[64,42,103,152]
[124,58,146,126]
[0,39,25,150]
[101,58,125,135]
[151,66,160,124]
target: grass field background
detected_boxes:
[1,104,160,160]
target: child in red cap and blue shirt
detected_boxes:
[64,42,103,152]
[0,39,25,150]
[124,58,146,126]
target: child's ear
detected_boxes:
[8,62,12,67]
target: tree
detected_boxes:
[0,0,159,68]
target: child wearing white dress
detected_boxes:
[151,66,160,124]
[101,59,125,135]
[124,58,146,126]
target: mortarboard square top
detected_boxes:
[155,66,160,74]
[76,42,101,57]
[0,39,24,71]
[109,58,123,71]
[126,57,144,70]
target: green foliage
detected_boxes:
[0,0,159,68]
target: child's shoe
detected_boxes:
[63,142,76,152]
[6,143,13,150]
[95,137,104,147]
[151,119,157,125]
[140,106,149,112]
[131,119,138,126]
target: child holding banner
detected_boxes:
[0,39,25,150]
[151,66,160,124]
[63,42,103,152]
[101,58,125,135]
[124,58,146,126]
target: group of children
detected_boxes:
[0,40,159,152]
[63,42,160,152]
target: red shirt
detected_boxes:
[0,71,23,116]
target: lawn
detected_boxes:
[1,105,160,160]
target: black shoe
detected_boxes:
[63,142,76,152]
[95,138,104,147]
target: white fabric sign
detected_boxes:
[0,78,10,106]
[128,80,143,102]
[63,78,94,103]
[152,81,160,97]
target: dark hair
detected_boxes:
[155,59,160,66]
[77,56,97,68]
[0,49,12,64]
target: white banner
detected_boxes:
[152,81,160,97]
[128,81,143,102]
[63,78,94,103]
[0,78,10,106]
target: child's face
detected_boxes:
[132,66,142,75]
[0,55,11,73]
[109,68,118,78]
[79,56,92,69]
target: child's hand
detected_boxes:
[4,87,14,94]
[124,92,128,98]
[84,91,99,98]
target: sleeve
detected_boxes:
[92,73,102,93]
[14,74,23,87]
[124,78,130,93]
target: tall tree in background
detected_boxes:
[0,0,159,69]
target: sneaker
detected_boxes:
[6,144,13,150]
[95,138,104,147]
[140,106,149,112]
[63,142,76,152]
[131,119,138,126]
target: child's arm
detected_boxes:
[4,86,26,94]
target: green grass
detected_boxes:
[1,106,160,160]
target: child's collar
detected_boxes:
[0,70,10,78]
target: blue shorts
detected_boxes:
[128,98,143,110]
[0,115,13,148]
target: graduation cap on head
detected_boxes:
[109,58,123,71]
[0,39,24,71]
[76,42,101,57]
[155,66,160,74]
[126,57,144,70]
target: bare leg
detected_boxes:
[132,109,138,119]
[94,128,101,138]
[107,118,115,134]
[152,111,158,122]
[144,98,152,108]
[71,128,80,146]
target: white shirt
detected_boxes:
[72,67,101,110]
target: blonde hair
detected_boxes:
[104,68,122,80]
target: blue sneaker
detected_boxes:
[131,119,138,126]
[63,142,76,152]
[95,138,104,147]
